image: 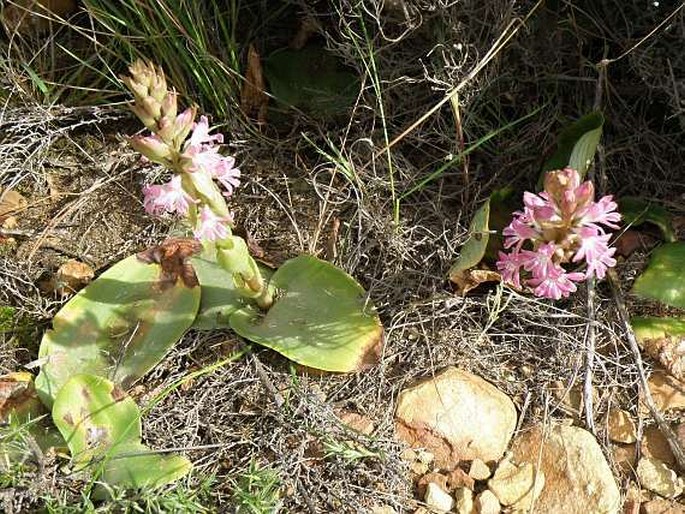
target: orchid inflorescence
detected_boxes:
[496,168,621,300]
[123,60,270,307]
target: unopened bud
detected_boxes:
[130,105,156,131]
[173,107,197,144]
[141,96,162,121]
[160,90,178,120]
[130,135,172,163]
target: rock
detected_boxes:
[410,460,430,476]
[395,367,517,468]
[636,457,684,499]
[424,482,454,513]
[642,425,680,470]
[469,458,492,480]
[641,498,685,514]
[372,507,397,514]
[612,443,637,473]
[337,409,375,435]
[646,370,685,412]
[508,423,620,514]
[475,490,501,514]
[417,472,449,498]
[446,466,475,491]
[549,380,597,419]
[488,455,544,510]
[607,409,637,444]
[49,260,95,296]
[454,487,474,514]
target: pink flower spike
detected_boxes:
[573,228,617,279]
[527,265,585,300]
[142,175,195,216]
[194,205,233,242]
[189,115,224,148]
[496,250,524,289]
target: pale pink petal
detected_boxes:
[520,242,557,280]
[193,205,233,241]
[188,115,224,148]
[527,265,584,300]
[496,250,524,289]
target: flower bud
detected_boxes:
[160,90,178,120]
[173,107,197,145]
[130,105,157,131]
[141,96,162,121]
[130,135,172,163]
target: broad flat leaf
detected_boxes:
[99,441,192,492]
[264,46,359,119]
[619,197,676,242]
[448,199,490,286]
[632,243,685,309]
[36,254,200,407]
[229,256,383,372]
[632,316,685,379]
[542,111,604,181]
[191,254,273,330]
[52,374,191,492]
[191,255,248,329]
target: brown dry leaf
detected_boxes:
[0,371,42,423]
[2,0,77,35]
[450,269,501,295]
[642,337,685,380]
[0,188,28,223]
[614,229,657,257]
[240,44,268,124]
[137,238,202,289]
[290,17,322,50]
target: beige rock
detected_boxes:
[395,367,517,468]
[646,370,685,412]
[642,425,678,470]
[640,498,685,514]
[446,467,475,491]
[454,487,474,514]
[0,189,27,219]
[475,490,501,514]
[469,458,491,480]
[372,507,397,514]
[417,472,449,498]
[607,409,637,444]
[549,380,597,419]
[487,456,544,510]
[424,482,454,513]
[51,260,95,296]
[337,409,375,435]
[509,423,620,514]
[636,457,684,499]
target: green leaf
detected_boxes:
[448,199,490,281]
[542,111,604,181]
[632,243,685,309]
[618,197,676,243]
[632,316,685,341]
[191,254,274,330]
[52,374,191,493]
[35,255,201,407]
[229,256,383,372]
[190,255,248,329]
[264,46,360,119]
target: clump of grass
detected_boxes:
[230,460,282,514]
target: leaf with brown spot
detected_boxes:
[137,238,201,289]
[52,374,191,492]
[0,372,43,424]
[35,253,201,407]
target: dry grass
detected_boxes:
[1,0,685,512]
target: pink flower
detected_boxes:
[143,175,195,216]
[520,242,557,279]
[193,205,233,241]
[503,216,539,250]
[577,195,621,229]
[496,250,525,289]
[188,116,224,148]
[572,228,617,279]
[523,192,557,223]
[527,265,585,300]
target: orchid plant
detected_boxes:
[6,60,383,495]
[496,168,621,299]
[123,60,270,307]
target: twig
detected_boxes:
[583,278,597,435]
[607,269,685,470]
